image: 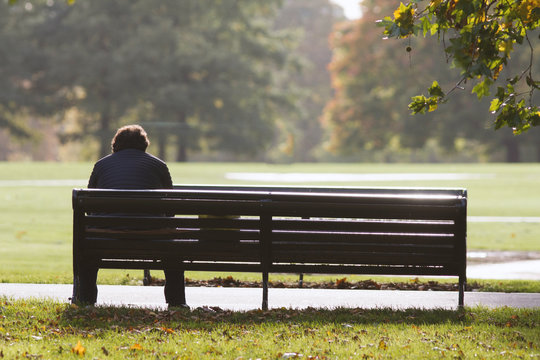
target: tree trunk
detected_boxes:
[504,137,520,163]
[176,111,187,162]
[98,111,112,159]
[157,132,166,161]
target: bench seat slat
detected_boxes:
[269,203,461,220]
[84,229,260,242]
[85,216,260,229]
[272,219,456,234]
[272,233,455,245]
[271,251,458,264]
[269,264,459,276]
[272,241,455,253]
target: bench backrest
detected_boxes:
[73,186,467,277]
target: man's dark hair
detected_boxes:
[111,125,150,153]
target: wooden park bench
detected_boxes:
[72,185,467,309]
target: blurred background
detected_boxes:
[1,0,539,163]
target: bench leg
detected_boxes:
[71,274,79,304]
[164,270,186,306]
[458,276,465,308]
[143,269,152,286]
[262,272,269,311]
[73,265,98,305]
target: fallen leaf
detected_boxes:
[130,343,143,351]
[161,326,175,334]
[71,341,85,356]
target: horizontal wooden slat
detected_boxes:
[97,260,262,273]
[272,218,456,234]
[266,202,461,220]
[271,242,454,253]
[173,184,467,197]
[269,264,459,276]
[84,229,259,242]
[270,251,457,265]
[271,232,455,245]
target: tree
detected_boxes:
[322,0,538,162]
[9,0,295,161]
[323,0,445,157]
[123,0,297,161]
[0,1,46,139]
[379,0,540,134]
[272,0,346,161]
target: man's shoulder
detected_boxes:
[139,151,168,167]
[93,153,114,166]
[95,149,167,167]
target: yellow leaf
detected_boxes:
[71,340,86,356]
[493,64,504,80]
[430,0,442,8]
[161,326,175,334]
[130,343,143,351]
[378,339,388,350]
[498,40,513,57]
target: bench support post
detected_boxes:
[458,275,465,307]
[262,272,269,310]
[260,208,272,311]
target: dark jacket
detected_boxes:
[88,149,172,189]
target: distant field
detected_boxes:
[1,162,539,284]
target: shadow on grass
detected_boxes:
[58,305,478,331]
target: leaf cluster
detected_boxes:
[379,0,540,133]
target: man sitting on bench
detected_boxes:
[83,124,187,308]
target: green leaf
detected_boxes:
[472,78,492,99]
[489,98,502,113]
[428,81,445,98]
[409,95,429,114]
[421,17,431,36]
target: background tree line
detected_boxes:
[1,0,538,162]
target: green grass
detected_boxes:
[0,298,539,359]
[1,162,540,285]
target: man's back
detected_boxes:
[88,149,172,189]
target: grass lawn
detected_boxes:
[0,298,539,359]
[1,162,540,286]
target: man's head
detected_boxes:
[111,125,150,153]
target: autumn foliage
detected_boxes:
[379,0,540,134]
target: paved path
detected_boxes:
[468,260,540,280]
[1,283,538,311]
[2,258,539,311]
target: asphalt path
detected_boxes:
[1,259,539,310]
[1,282,539,311]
